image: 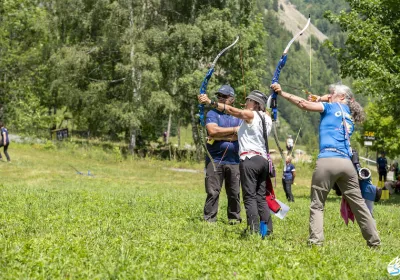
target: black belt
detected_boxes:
[321,148,350,158]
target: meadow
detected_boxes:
[0,142,399,279]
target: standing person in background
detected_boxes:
[390,162,399,180]
[286,135,294,155]
[163,131,167,143]
[271,83,380,247]
[203,85,242,224]
[376,152,388,187]
[0,121,10,162]
[282,156,295,202]
[199,90,273,237]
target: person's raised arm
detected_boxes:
[270,84,324,112]
[308,94,332,103]
[198,94,254,121]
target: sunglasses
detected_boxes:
[216,94,229,99]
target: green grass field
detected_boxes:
[0,143,399,279]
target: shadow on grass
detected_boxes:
[376,193,400,206]
[295,194,342,202]
[297,192,400,206]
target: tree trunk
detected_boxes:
[177,119,181,148]
[129,128,136,156]
[166,113,172,144]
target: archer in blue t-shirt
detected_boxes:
[270,82,380,247]
[203,84,242,223]
[318,102,353,159]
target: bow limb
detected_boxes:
[198,36,239,171]
[267,16,310,162]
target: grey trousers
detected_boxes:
[309,157,381,247]
[203,161,241,222]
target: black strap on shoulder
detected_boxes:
[255,111,269,153]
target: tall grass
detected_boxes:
[0,143,399,279]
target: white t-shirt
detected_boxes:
[238,111,272,160]
[286,138,294,147]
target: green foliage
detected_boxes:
[325,0,400,118]
[361,102,400,158]
[6,0,397,157]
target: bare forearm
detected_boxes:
[280,91,323,112]
[212,135,238,141]
[207,126,237,137]
[281,91,308,108]
[319,94,331,102]
[213,102,252,120]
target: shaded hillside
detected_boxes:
[277,0,328,48]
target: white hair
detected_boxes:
[329,83,365,123]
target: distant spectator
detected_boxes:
[286,135,294,154]
[395,175,400,194]
[163,131,167,143]
[391,162,399,179]
[282,156,295,202]
[376,152,388,185]
[0,121,10,162]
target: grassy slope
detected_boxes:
[0,144,399,279]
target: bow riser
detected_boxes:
[270,54,288,121]
[199,68,215,126]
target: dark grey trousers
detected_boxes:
[239,156,272,233]
[203,161,241,222]
[0,142,10,161]
[282,179,294,202]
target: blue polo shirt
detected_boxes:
[283,163,295,180]
[318,102,353,159]
[205,109,242,165]
[1,127,9,144]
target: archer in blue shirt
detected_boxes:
[203,85,242,223]
[271,82,380,248]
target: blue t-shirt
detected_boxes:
[283,163,295,180]
[318,102,354,159]
[206,109,242,165]
[1,127,9,144]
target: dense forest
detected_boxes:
[0,0,398,157]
